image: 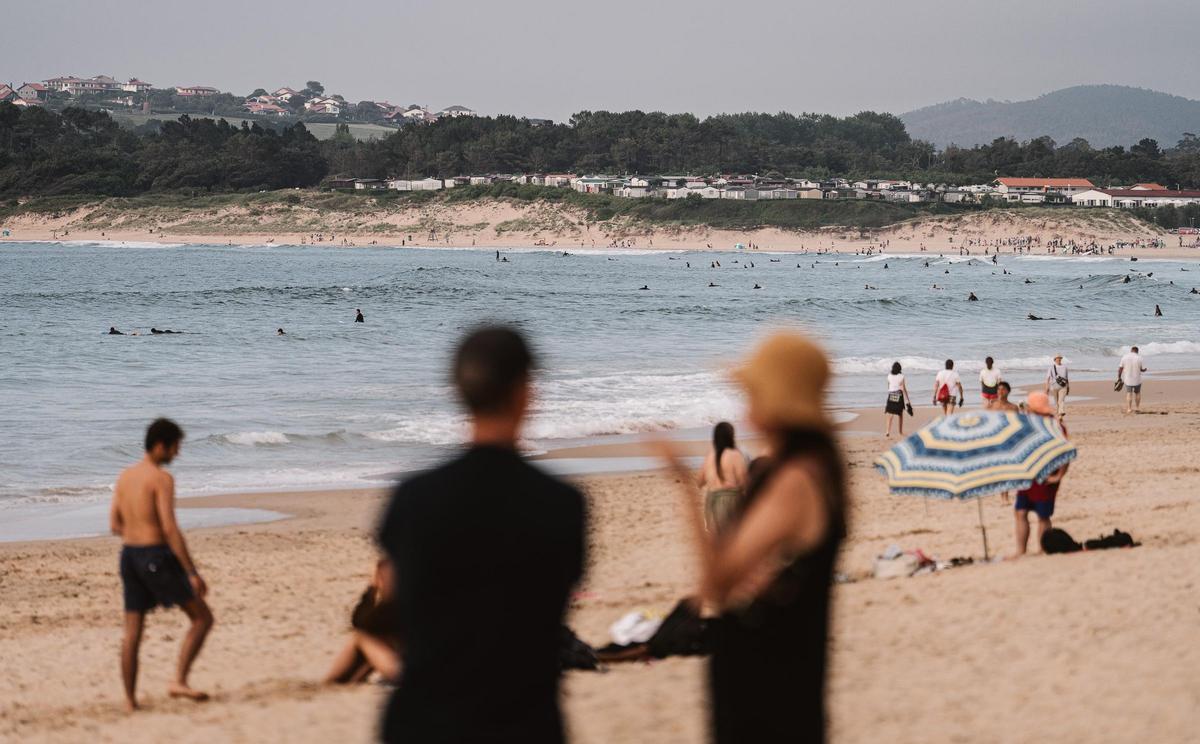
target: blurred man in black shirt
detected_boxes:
[378,326,586,743]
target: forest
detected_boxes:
[4,102,1200,206]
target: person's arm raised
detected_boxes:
[155,472,205,597]
[703,462,827,608]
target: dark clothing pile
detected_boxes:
[378,445,586,744]
[1042,527,1140,554]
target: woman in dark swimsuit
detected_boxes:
[659,332,846,743]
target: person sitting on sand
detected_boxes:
[325,559,402,684]
[1013,393,1070,557]
[656,333,847,743]
[110,419,214,711]
[377,326,586,744]
[933,359,964,415]
[698,422,749,534]
[989,381,1019,411]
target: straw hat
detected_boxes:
[1026,391,1055,416]
[732,332,830,428]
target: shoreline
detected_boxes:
[6,232,1200,260]
[6,374,1194,546]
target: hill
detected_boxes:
[901,85,1200,148]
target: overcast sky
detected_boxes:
[5,0,1199,121]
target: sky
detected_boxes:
[5,0,1200,122]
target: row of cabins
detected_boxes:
[325,173,1200,209]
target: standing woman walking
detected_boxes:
[658,333,847,743]
[884,361,911,437]
[979,357,1003,408]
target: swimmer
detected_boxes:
[968,292,978,301]
[355,309,364,323]
[277,328,286,335]
[108,327,124,335]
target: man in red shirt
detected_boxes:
[1013,392,1069,556]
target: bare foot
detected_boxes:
[168,683,210,702]
[123,698,139,714]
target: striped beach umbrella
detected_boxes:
[874,411,1076,557]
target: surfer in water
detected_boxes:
[109,327,124,335]
[355,309,365,323]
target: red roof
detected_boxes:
[20,83,47,91]
[996,177,1094,188]
[1130,183,1167,190]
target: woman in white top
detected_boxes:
[980,356,1003,407]
[884,361,912,437]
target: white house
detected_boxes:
[993,177,1094,200]
[1071,188,1200,208]
[437,105,476,118]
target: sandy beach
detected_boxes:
[4,198,1200,259]
[2,376,1198,743]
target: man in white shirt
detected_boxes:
[1118,346,1147,414]
[1043,354,1069,419]
[932,359,965,415]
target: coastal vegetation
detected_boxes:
[2,103,1199,231]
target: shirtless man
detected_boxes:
[988,381,1020,411]
[110,418,214,712]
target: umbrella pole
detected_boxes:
[977,497,989,561]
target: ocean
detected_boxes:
[2,240,1197,523]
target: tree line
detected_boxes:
[4,102,1200,198]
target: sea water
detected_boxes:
[1,241,1197,516]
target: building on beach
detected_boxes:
[1071,188,1200,208]
[992,177,1094,201]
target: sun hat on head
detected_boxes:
[732,332,830,428]
[1026,391,1055,416]
[1053,354,1064,361]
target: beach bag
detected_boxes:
[887,391,903,409]
[936,384,951,403]
[1041,528,1083,554]
[647,599,712,658]
[1053,366,1069,388]
[1084,529,1139,550]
